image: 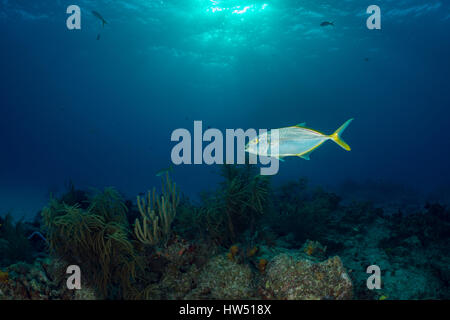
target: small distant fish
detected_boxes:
[92,11,108,27]
[320,21,334,27]
[156,165,173,177]
[245,119,353,161]
[96,33,101,41]
[364,57,369,62]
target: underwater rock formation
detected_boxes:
[125,237,216,300]
[0,258,97,300]
[187,255,255,299]
[261,254,353,300]
[1,170,448,300]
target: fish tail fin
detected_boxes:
[330,118,353,151]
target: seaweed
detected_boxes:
[172,165,271,247]
[0,214,34,267]
[41,188,142,298]
[198,165,270,246]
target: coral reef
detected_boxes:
[258,259,268,273]
[261,253,353,300]
[269,178,341,244]
[0,214,35,267]
[302,240,327,260]
[187,255,255,299]
[134,174,180,247]
[41,188,141,298]
[0,258,97,300]
[1,169,449,300]
[0,270,8,284]
[126,237,215,300]
[194,165,270,246]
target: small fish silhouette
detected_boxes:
[320,21,334,27]
[92,11,108,27]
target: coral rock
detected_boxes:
[263,254,353,300]
[187,256,255,299]
[0,258,98,300]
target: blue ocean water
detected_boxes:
[1,0,450,219]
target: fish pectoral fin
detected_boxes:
[298,154,310,160]
[297,150,313,160]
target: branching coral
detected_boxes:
[134,174,180,247]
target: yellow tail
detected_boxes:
[330,118,353,151]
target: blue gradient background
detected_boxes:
[1,0,449,218]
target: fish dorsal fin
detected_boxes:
[295,122,306,127]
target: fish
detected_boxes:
[320,21,334,27]
[96,33,101,41]
[156,165,173,177]
[92,11,108,27]
[245,119,353,161]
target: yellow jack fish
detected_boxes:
[245,119,353,161]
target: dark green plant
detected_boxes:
[42,188,142,298]
[0,214,34,267]
[198,165,271,245]
[59,180,90,209]
[172,196,205,240]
